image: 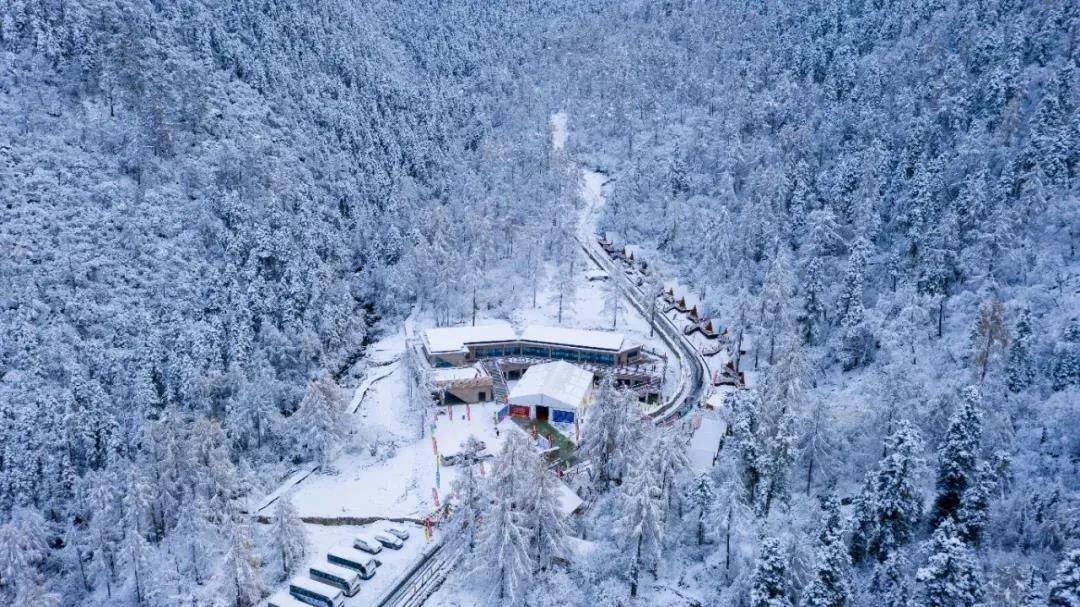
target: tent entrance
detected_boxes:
[535,405,550,422]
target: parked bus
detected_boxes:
[288,577,345,607]
[327,545,379,579]
[309,561,362,597]
[267,591,310,607]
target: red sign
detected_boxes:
[509,405,530,418]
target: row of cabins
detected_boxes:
[598,233,724,340]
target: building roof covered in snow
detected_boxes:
[508,361,594,411]
[433,364,488,384]
[423,321,517,354]
[519,325,625,352]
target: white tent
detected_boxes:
[508,361,593,422]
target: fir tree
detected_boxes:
[620,457,664,598]
[1048,548,1080,607]
[1006,306,1035,392]
[473,489,532,606]
[750,536,792,607]
[932,387,982,529]
[270,492,307,579]
[220,511,264,607]
[867,553,911,607]
[956,461,993,547]
[685,473,715,545]
[524,456,570,572]
[850,421,925,564]
[801,492,852,607]
[915,518,983,607]
[448,437,486,553]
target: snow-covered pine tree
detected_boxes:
[524,455,570,571]
[219,509,264,607]
[169,496,214,586]
[750,536,792,607]
[293,375,351,469]
[580,373,641,491]
[619,456,663,598]
[800,492,852,607]
[652,428,690,519]
[1048,548,1080,607]
[850,421,925,564]
[931,386,983,529]
[1050,319,1080,392]
[270,492,307,579]
[956,461,994,547]
[685,473,715,545]
[473,487,532,606]
[448,436,486,553]
[915,518,983,607]
[491,430,535,507]
[866,553,911,607]
[1006,306,1035,392]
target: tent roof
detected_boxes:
[508,361,593,411]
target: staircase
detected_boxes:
[481,359,509,403]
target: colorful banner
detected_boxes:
[435,460,441,489]
[447,403,453,420]
[431,487,440,508]
[424,516,432,540]
[466,403,471,421]
[431,435,438,455]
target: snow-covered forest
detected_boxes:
[0,0,1077,606]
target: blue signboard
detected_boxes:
[551,409,575,424]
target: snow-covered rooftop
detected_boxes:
[433,364,487,383]
[423,321,516,354]
[508,361,594,411]
[519,324,625,352]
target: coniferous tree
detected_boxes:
[956,461,994,547]
[523,455,570,572]
[931,387,983,529]
[270,492,307,579]
[801,492,852,607]
[915,518,983,607]
[749,536,792,607]
[1006,307,1035,392]
[685,474,715,546]
[1048,548,1080,607]
[850,421,925,564]
[620,457,663,598]
[448,437,486,553]
[866,553,911,607]
[473,482,532,606]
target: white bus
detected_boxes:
[327,545,379,579]
[267,590,310,607]
[309,561,362,597]
[288,577,345,607]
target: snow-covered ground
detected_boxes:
[264,520,430,607]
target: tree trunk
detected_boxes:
[805,452,815,494]
[630,536,642,597]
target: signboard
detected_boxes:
[509,405,530,418]
[496,405,509,423]
[551,409,575,424]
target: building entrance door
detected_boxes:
[535,406,549,421]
